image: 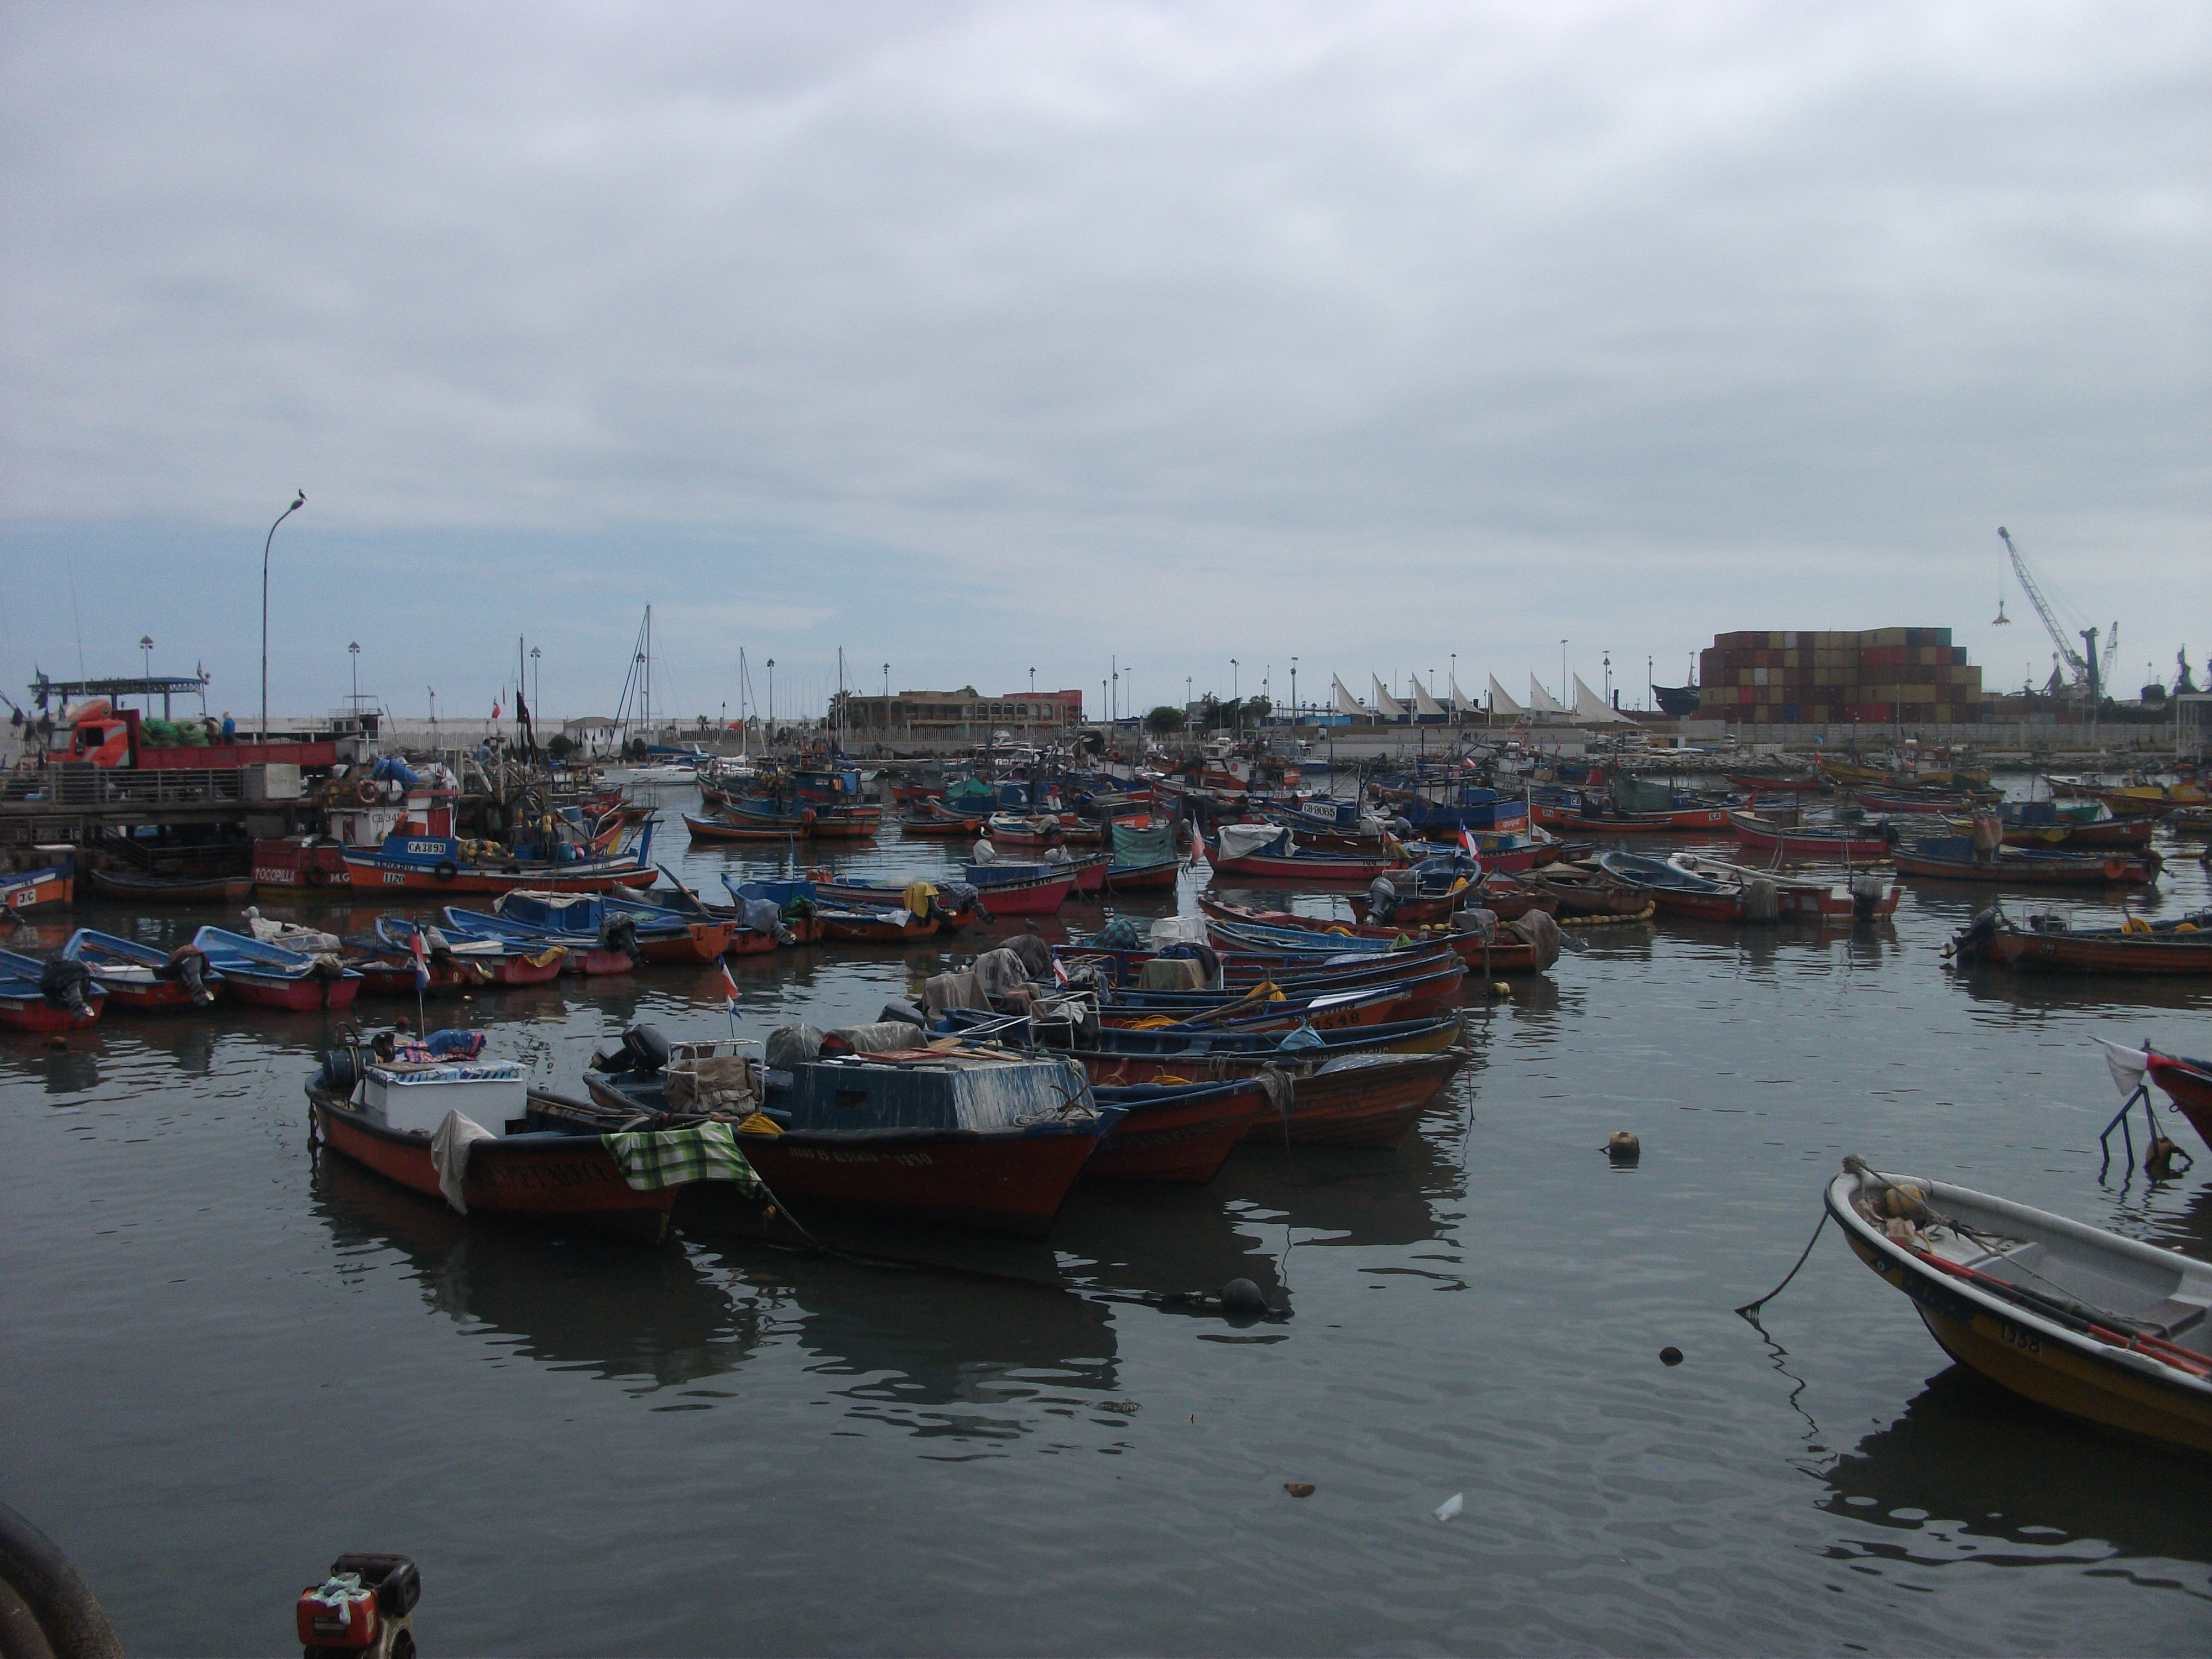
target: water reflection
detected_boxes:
[1820,1367,2212,1576]
[313,1156,763,1390]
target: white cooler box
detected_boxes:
[362,1061,527,1136]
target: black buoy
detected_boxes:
[1608,1131,1640,1166]
[1660,1346,1683,1367]
[1219,1278,1265,1316]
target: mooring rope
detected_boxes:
[1734,1210,1829,1316]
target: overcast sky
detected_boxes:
[3,1,2205,721]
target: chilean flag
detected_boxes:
[409,928,431,990]
[719,956,740,1010]
[1459,826,1484,872]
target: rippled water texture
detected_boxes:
[6,791,2210,1655]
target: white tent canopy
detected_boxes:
[1371,676,1407,721]
[1332,674,1365,718]
[1527,676,1571,716]
[1574,674,1635,724]
[1408,675,1448,718]
[1448,674,1478,715]
[1488,675,1525,716]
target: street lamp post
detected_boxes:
[139,634,153,677]
[1449,653,1457,724]
[348,641,360,708]
[530,646,541,717]
[1230,659,1238,732]
[766,660,775,735]
[1559,640,1568,706]
[260,491,305,743]
[1290,657,1298,728]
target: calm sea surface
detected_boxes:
[6,787,2209,1655]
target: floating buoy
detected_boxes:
[1660,1346,1684,1367]
[1219,1278,1265,1315]
[1608,1131,1640,1166]
[1284,1482,1315,1499]
[1434,1492,1464,1522]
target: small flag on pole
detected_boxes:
[1052,957,1068,984]
[409,928,430,990]
[719,956,740,1009]
[1459,826,1484,874]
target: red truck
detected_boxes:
[53,701,337,770]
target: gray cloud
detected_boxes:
[2,1,2204,712]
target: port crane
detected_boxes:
[1996,527,2119,700]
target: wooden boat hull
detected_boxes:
[1971,928,2212,975]
[1104,857,1181,892]
[0,990,103,1031]
[972,873,1076,915]
[1725,772,1825,793]
[1086,1080,1271,1182]
[816,913,940,942]
[312,1093,674,1243]
[1729,812,1893,861]
[2146,1051,2212,1147]
[1895,850,2159,885]
[351,957,487,998]
[90,975,213,1012]
[222,968,363,1010]
[735,1126,1102,1237]
[685,812,800,842]
[1,868,73,912]
[342,855,652,894]
[1532,804,1733,833]
[86,868,254,904]
[1248,1051,1466,1148]
[634,921,739,963]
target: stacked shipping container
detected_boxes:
[1695,629,1984,724]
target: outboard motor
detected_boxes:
[621,1022,671,1078]
[1849,875,1887,921]
[296,1552,419,1659]
[1947,908,2001,962]
[599,914,643,967]
[1366,875,1397,924]
[37,957,92,1016]
[159,943,216,1004]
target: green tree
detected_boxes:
[1145,705,1186,735]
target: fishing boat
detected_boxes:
[1518,864,1653,921]
[1828,1157,2211,1454]
[1854,789,1982,816]
[684,811,805,843]
[582,1034,1120,1237]
[1,853,75,914]
[1199,898,1551,974]
[343,820,656,894]
[1666,853,1901,923]
[85,867,255,905]
[1945,907,2212,974]
[1590,851,1745,921]
[1347,851,1482,924]
[814,906,940,943]
[1531,799,1735,834]
[896,799,990,835]
[2145,1048,2212,1148]
[0,946,105,1031]
[803,875,980,928]
[1724,770,1826,794]
[960,863,1077,915]
[1207,826,1411,884]
[1084,1077,1275,1182]
[1894,836,2161,887]
[1935,805,2154,850]
[495,891,736,963]
[373,918,570,987]
[1728,811,1896,862]
[1103,820,1182,892]
[59,930,223,1011]
[306,1040,685,1243]
[190,926,362,1010]
[987,812,1065,849]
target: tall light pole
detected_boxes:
[1290,656,1298,728]
[765,660,775,733]
[1029,667,1036,696]
[260,491,305,743]
[348,641,360,708]
[1230,658,1238,733]
[530,645,541,716]
[139,634,153,678]
[1559,639,1568,706]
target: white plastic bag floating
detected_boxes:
[1433,1492,1464,1522]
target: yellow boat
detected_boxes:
[1828,1157,2212,1455]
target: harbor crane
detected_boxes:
[1996,527,2119,701]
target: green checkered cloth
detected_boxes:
[601,1121,761,1193]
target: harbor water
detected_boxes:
[5,792,2209,1654]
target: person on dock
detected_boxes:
[221,711,236,740]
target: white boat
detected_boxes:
[1828,1157,2212,1453]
